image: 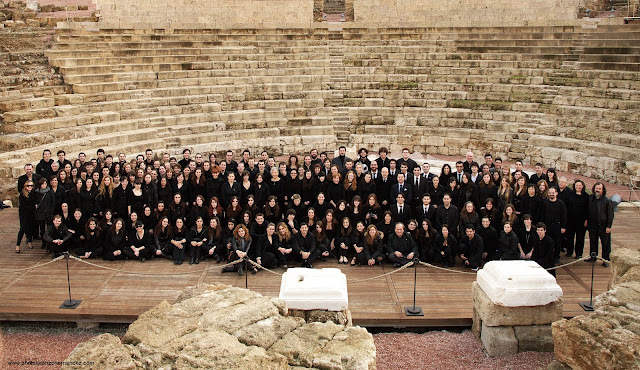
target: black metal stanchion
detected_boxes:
[579,252,597,312]
[244,258,248,289]
[59,252,82,309]
[404,259,424,316]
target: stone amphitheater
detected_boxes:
[1,0,639,201]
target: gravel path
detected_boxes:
[374,331,554,370]
[1,323,554,369]
[1,322,125,370]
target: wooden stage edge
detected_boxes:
[0,207,635,328]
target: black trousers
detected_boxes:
[74,247,104,258]
[49,241,69,255]
[588,227,611,261]
[547,224,562,260]
[122,247,152,260]
[566,221,587,257]
[388,253,413,266]
[17,213,34,246]
[428,247,451,265]
[200,244,223,259]
[173,244,186,262]
[297,249,320,264]
[103,248,124,261]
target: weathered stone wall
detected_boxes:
[354,0,580,27]
[94,0,315,29]
[551,248,640,369]
[93,0,578,28]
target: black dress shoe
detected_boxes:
[602,262,609,267]
[140,258,146,263]
[194,258,199,264]
[237,267,244,276]
[177,260,183,265]
[174,260,179,265]
[215,255,221,263]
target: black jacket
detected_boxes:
[587,195,614,229]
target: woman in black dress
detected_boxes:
[153,216,172,259]
[74,217,103,259]
[188,216,208,265]
[103,218,126,261]
[16,180,36,253]
[128,180,145,218]
[336,217,357,264]
[124,221,152,262]
[170,218,187,265]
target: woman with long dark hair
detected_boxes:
[170,218,187,265]
[104,218,126,261]
[75,217,103,259]
[153,216,173,259]
[188,216,208,265]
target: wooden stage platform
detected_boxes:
[1,207,637,328]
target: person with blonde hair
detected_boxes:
[16,180,36,253]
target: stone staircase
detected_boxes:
[1,25,640,200]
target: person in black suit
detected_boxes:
[386,222,419,266]
[331,146,351,171]
[375,167,395,210]
[435,193,459,233]
[407,166,428,206]
[375,147,391,170]
[390,193,411,226]
[17,163,41,194]
[390,173,412,206]
[421,163,436,184]
[415,193,436,225]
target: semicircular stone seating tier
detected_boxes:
[1,25,640,200]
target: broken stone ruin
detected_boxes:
[63,283,376,369]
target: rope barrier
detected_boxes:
[348,261,414,284]
[0,255,65,272]
[596,256,611,264]
[68,255,243,276]
[545,255,593,270]
[246,259,284,276]
[418,261,478,275]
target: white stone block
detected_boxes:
[477,261,563,307]
[279,268,348,311]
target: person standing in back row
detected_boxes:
[587,182,614,267]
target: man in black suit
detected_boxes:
[369,161,380,181]
[421,162,436,184]
[331,146,351,171]
[17,163,41,193]
[388,159,398,180]
[391,193,412,226]
[396,148,418,173]
[407,166,429,206]
[387,222,418,266]
[375,147,391,170]
[435,193,459,232]
[415,194,436,224]
[376,167,395,210]
[390,172,412,206]
[454,161,465,185]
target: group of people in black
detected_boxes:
[15,145,614,276]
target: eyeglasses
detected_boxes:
[26,185,33,188]
[136,225,143,229]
